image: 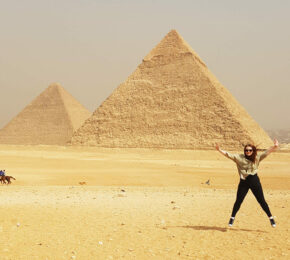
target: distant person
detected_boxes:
[0,170,6,184]
[215,139,279,228]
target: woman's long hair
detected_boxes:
[244,144,257,163]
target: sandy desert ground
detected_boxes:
[0,145,289,259]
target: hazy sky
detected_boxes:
[1,0,289,130]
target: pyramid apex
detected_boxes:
[144,29,198,62]
[167,29,181,37]
[48,82,63,90]
[162,29,185,43]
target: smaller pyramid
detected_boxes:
[0,83,91,145]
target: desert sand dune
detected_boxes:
[0,145,289,259]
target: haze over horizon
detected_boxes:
[1,0,289,131]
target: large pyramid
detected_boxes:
[71,30,272,149]
[0,83,91,145]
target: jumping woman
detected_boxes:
[215,139,279,228]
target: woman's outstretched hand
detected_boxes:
[265,139,279,155]
[216,143,227,156]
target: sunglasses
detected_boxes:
[245,149,253,152]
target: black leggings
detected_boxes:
[231,174,272,217]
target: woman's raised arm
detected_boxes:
[215,143,227,156]
[215,143,237,161]
[265,139,279,155]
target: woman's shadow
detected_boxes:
[165,225,267,233]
